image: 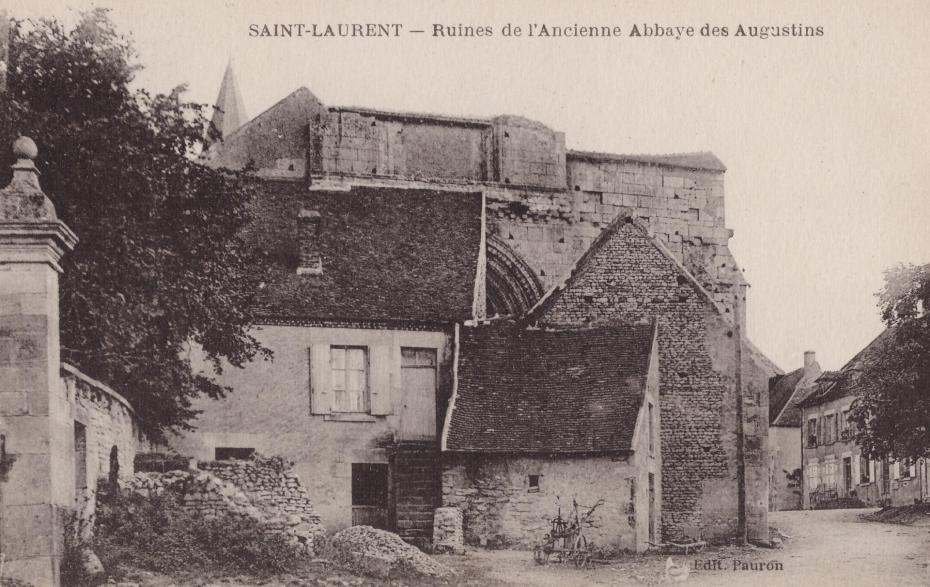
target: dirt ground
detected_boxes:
[449,509,930,586]
[109,509,930,586]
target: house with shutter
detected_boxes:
[170,184,484,546]
[797,330,930,508]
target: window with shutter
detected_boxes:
[807,417,818,447]
[331,346,369,413]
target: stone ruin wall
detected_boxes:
[205,91,745,320]
[127,455,325,553]
[537,222,771,542]
[305,108,743,320]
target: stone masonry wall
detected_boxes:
[67,363,149,488]
[537,221,772,542]
[200,456,322,523]
[126,456,325,553]
[208,92,744,320]
[320,110,489,180]
[442,454,642,552]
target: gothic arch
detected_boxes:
[486,235,545,317]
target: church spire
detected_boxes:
[210,60,248,140]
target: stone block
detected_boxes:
[1,504,56,558]
[0,390,29,414]
[2,556,58,587]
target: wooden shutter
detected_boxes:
[310,344,331,414]
[869,459,876,482]
[369,345,392,415]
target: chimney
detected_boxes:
[804,350,816,372]
[297,208,322,275]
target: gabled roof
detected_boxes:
[797,329,897,409]
[525,215,725,323]
[245,183,483,323]
[769,368,806,426]
[444,321,657,454]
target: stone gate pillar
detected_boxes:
[0,137,78,586]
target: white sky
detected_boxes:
[20,0,930,372]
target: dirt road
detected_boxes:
[455,508,930,586]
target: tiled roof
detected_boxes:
[769,367,804,426]
[444,321,656,454]
[245,183,483,323]
[797,329,896,408]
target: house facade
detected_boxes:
[170,185,483,545]
[767,351,821,511]
[443,321,661,552]
[798,332,930,509]
[175,67,783,544]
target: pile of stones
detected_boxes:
[327,526,456,579]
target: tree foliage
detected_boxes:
[851,263,930,461]
[0,10,268,438]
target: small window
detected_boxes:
[840,409,852,440]
[215,447,255,461]
[401,347,437,368]
[648,403,655,455]
[859,455,871,483]
[823,414,836,444]
[806,462,821,490]
[527,474,541,493]
[806,418,816,447]
[331,346,369,413]
[352,463,388,507]
[74,422,87,493]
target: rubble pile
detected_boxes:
[432,507,464,553]
[328,526,456,578]
[124,457,325,554]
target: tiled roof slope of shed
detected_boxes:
[444,321,656,454]
[797,329,897,408]
[768,368,805,426]
[245,183,483,323]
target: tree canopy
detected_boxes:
[851,263,930,461]
[0,10,268,439]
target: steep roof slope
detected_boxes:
[211,62,249,139]
[444,321,656,454]
[769,368,805,426]
[245,183,483,323]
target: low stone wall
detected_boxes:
[66,362,150,489]
[125,456,325,553]
[199,456,320,521]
